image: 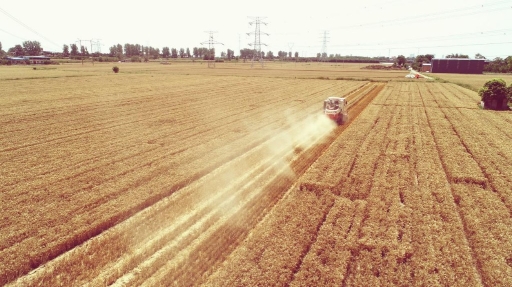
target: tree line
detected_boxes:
[484,56,512,73]
[2,40,512,73]
[1,40,43,57]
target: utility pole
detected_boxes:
[320,30,329,62]
[201,31,223,68]
[247,17,268,68]
[288,42,294,59]
[76,39,84,65]
[95,39,102,54]
[77,39,94,54]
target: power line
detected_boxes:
[247,17,268,68]
[297,41,512,52]
[287,42,294,57]
[290,26,512,56]
[330,0,511,31]
[0,6,60,48]
[0,28,26,41]
[321,29,512,49]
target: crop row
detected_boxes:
[3,76,366,285]
[204,84,386,285]
[421,83,512,286]
[206,81,510,286]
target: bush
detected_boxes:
[509,84,512,102]
[479,79,509,110]
[112,66,119,73]
[479,79,507,102]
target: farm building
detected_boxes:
[431,58,485,74]
[5,57,26,64]
[420,63,431,72]
[4,56,50,64]
[23,56,50,64]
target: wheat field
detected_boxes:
[1,62,511,286]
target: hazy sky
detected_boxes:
[1,0,511,58]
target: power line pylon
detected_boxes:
[288,42,294,59]
[320,31,329,62]
[91,39,102,54]
[201,31,224,68]
[247,17,268,68]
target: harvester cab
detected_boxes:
[323,97,348,125]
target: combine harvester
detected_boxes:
[323,97,349,125]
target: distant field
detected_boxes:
[430,72,512,91]
[1,62,511,286]
[0,61,415,82]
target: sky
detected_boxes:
[1,0,511,59]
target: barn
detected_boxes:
[431,58,485,74]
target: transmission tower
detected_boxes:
[201,31,224,68]
[287,42,294,58]
[93,39,102,53]
[320,31,329,62]
[77,39,102,54]
[247,17,268,68]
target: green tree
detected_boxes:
[446,53,469,58]
[479,79,509,110]
[226,49,234,60]
[171,48,178,58]
[179,48,185,58]
[12,44,24,56]
[80,45,89,56]
[295,51,299,58]
[62,44,70,57]
[108,45,116,57]
[22,40,42,56]
[239,48,255,60]
[162,47,170,58]
[506,56,512,72]
[70,44,78,57]
[266,51,274,59]
[186,47,191,58]
[509,83,512,101]
[396,55,406,67]
[475,53,486,59]
[153,47,160,59]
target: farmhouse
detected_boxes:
[420,63,431,72]
[431,58,485,74]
